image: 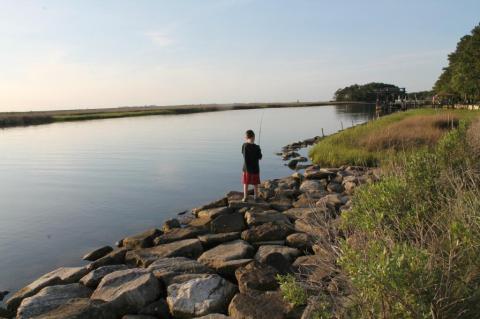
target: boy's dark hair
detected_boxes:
[246,130,255,138]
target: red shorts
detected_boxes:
[242,172,260,185]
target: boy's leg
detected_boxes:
[253,184,259,200]
[243,183,248,201]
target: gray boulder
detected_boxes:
[244,210,291,226]
[286,233,314,251]
[235,261,279,294]
[255,245,301,263]
[138,299,170,318]
[241,222,294,243]
[80,265,128,288]
[126,239,203,267]
[32,298,117,319]
[210,213,246,233]
[148,257,214,285]
[6,267,89,312]
[196,315,231,319]
[228,292,291,319]
[162,218,181,232]
[82,246,113,262]
[196,206,233,220]
[153,227,206,245]
[198,240,254,270]
[122,228,162,249]
[299,180,324,193]
[88,248,128,270]
[17,284,92,319]
[167,274,237,318]
[91,269,161,314]
[197,232,241,249]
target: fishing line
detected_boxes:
[258,108,265,146]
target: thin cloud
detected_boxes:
[145,31,173,47]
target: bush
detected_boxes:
[337,122,480,318]
[277,274,308,307]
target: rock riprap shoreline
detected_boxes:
[2,164,378,319]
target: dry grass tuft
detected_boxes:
[361,113,460,151]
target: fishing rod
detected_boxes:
[258,108,265,146]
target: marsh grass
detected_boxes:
[309,108,478,167]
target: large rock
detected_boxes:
[126,239,203,267]
[210,213,246,233]
[80,265,129,288]
[198,240,254,270]
[91,269,161,314]
[32,298,117,319]
[192,197,228,214]
[138,299,170,318]
[88,248,128,270]
[196,315,231,319]
[283,208,314,221]
[286,233,314,251]
[197,206,233,220]
[244,210,291,226]
[255,245,301,263]
[198,232,241,249]
[293,255,333,281]
[241,222,294,243]
[162,218,181,232]
[229,200,271,210]
[269,198,293,211]
[153,227,206,245]
[299,180,324,193]
[213,259,253,278]
[167,275,237,318]
[228,292,291,319]
[235,261,279,294]
[304,168,335,180]
[6,267,89,311]
[148,257,214,284]
[0,307,13,318]
[17,284,92,319]
[82,246,113,261]
[122,228,162,249]
[122,315,157,319]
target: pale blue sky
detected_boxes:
[0,0,479,111]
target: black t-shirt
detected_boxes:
[242,143,262,173]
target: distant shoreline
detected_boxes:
[0,101,373,128]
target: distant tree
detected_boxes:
[334,82,399,102]
[407,90,434,100]
[434,23,480,103]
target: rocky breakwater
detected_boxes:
[2,165,378,319]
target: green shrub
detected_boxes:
[277,274,308,307]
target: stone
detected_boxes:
[196,315,231,319]
[0,291,8,301]
[153,227,206,245]
[210,213,246,233]
[167,273,213,286]
[197,206,233,220]
[193,197,229,214]
[0,307,13,319]
[255,245,301,263]
[187,216,211,229]
[88,248,128,270]
[80,265,129,288]
[162,218,181,232]
[198,232,241,249]
[138,299,170,318]
[264,253,294,275]
[244,210,291,226]
[283,208,314,220]
[17,284,92,319]
[228,292,291,319]
[122,316,158,319]
[148,257,214,284]
[326,182,344,193]
[304,168,335,180]
[286,233,314,251]
[287,159,298,169]
[167,274,237,318]
[213,259,253,278]
[269,199,293,211]
[122,228,162,249]
[82,246,113,262]
[241,222,294,243]
[198,240,254,270]
[299,180,324,193]
[228,200,271,210]
[126,239,203,267]
[235,261,279,294]
[32,298,117,319]
[343,181,357,194]
[6,267,89,312]
[91,269,161,314]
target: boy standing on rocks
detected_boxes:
[242,129,262,202]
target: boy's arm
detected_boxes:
[258,145,263,160]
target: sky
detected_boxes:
[0,0,479,111]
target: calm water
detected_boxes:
[0,104,375,294]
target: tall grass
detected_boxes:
[309,109,478,167]
[337,122,480,318]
